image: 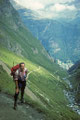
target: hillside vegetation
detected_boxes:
[0,0,80,119]
[0,45,80,120]
[0,0,67,77]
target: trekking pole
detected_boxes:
[13,61,14,67]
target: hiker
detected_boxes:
[12,62,28,110]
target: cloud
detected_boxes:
[13,0,75,9]
[49,4,76,12]
[13,0,44,10]
[11,0,77,20]
[34,4,76,20]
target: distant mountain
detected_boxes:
[10,3,80,64]
[0,0,67,76]
[1,1,80,119]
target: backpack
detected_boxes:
[10,64,20,77]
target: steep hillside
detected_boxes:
[68,60,80,74]
[1,0,80,119]
[0,45,80,120]
[0,0,67,76]
[68,62,80,104]
[13,6,80,63]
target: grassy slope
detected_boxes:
[0,17,67,78]
[0,0,68,78]
[0,45,80,120]
[0,0,80,119]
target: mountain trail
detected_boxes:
[0,60,10,76]
[0,92,46,120]
[0,60,45,107]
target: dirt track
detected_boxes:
[0,61,45,107]
[0,92,45,120]
[0,60,46,120]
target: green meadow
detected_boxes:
[0,45,80,120]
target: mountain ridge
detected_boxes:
[0,0,68,77]
[0,0,80,119]
[11,4,80,64]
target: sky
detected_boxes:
[11,0,80,20]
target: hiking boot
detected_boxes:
[13,102,17,110]
[20,98,25,103]
[13,106,17,110]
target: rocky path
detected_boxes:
[0,92,45,120]
[0,60,44,105]
[0,60,46,120]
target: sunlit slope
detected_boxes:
[0,46,80,120]
[0,0,67,77]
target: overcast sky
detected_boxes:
[11,0,80,20]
